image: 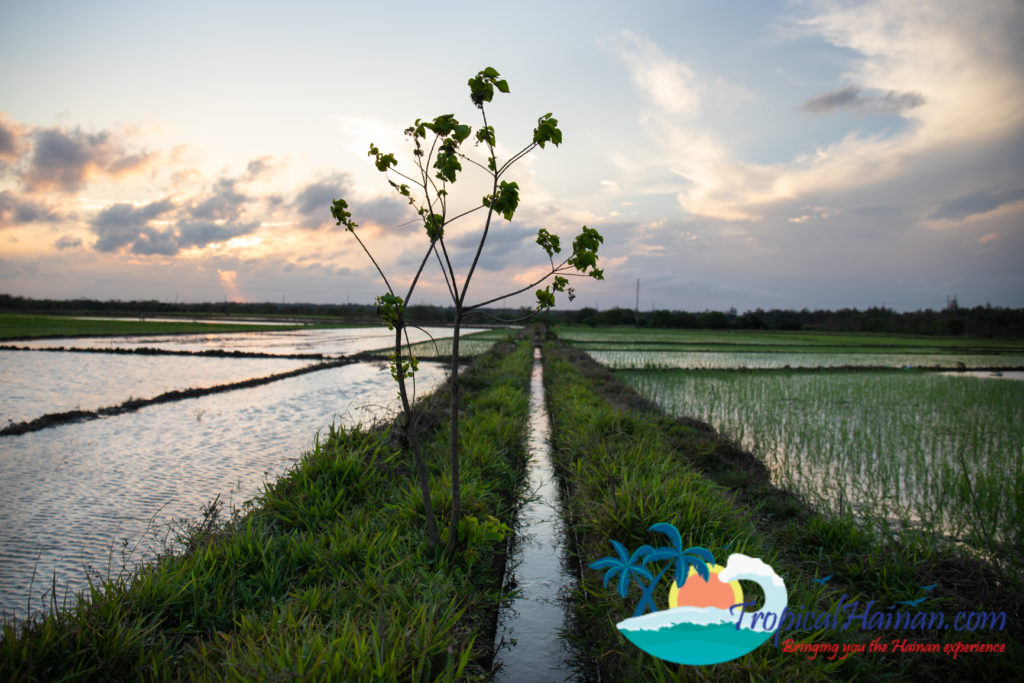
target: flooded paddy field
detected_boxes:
[0,324,495,621]
[557,326,1024,566]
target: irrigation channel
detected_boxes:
[0,326,483,621]
[493,347,577,681]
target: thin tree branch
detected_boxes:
[464,260,569,312]
[350,230,394,295]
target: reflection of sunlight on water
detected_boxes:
[0,350,310,424]
[0,360,447,621]
[18,326,489,357]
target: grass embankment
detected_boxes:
[1,339,534,680]
[0,313,315,340]
[544,341,1022,681]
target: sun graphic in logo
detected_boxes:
[590,523,788,666]
[668,564,744,611]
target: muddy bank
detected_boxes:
[0,358,364,437]
[0,344,329,360]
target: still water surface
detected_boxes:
[0,327,465,621]
[16,326,459,358]
[493,348,575,681]
[1,351,310,424]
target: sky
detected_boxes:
[1,0,1022,313]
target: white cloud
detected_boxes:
[616,30,701,118]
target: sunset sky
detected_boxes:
[1,1,1021,312]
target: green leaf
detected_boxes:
[533,113,562,148]
[536,228,561,257]
[374,293,405,330]
[475,125,495,147]
[330,198,357,231]
[468,67,510,108]
[484,180,519,220]
[535,288,555,310]
[567,225,604,276]
[425,213,444,241]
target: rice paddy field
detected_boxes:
[555,326,1024,568]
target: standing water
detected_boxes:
[493,347,577,681]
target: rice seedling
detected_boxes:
[619,369,1024,564]
[587,349,1024,370]
[543,342,1022,680]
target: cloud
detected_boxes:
[190,177,248,221]
[610,4,1024,227]
[22,125,155,192]
[293,175,347,229]
[0,114,26,163]
[615,30,701,117]
[796,0,1024,142]
[929,188,1024,222]
[245,156,274,179]
[54,235,81,250]
[90,199,176,252]
[0,190,60,228]
[293,174,413,231]
[90,195,261,256]
[801,86,925,113]
[448,221,538,271]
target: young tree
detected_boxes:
[331,67,603,553]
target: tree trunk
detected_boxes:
[394,323,439,551]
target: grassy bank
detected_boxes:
[1,339,534,680]
[543,341,1022,680]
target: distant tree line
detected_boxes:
[551,304,1024,337]
[2,294,1022,337]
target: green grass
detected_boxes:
[1,338,534,681]
[543,342,1022,680]
[0,313,319,339]
[619,368,1024,564]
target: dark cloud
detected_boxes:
[801,86,925,113]
[294,175,347,228]
[292,174,412,231]
[91,199,175,252]
[90,196,260,256]
[882,90,925,110]
[54,235,82,250]
[246,156,273,178]
[191,177,248,221]
[448,222,539,271]
[802,86,864,112]
[0,116,21,163]
[354,196,415,232]
[22,126,154,192]
[175,220,259,250]
[0,190,60,227]
[929,188,1024,221]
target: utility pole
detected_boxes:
[635,278,640,327]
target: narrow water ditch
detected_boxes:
[492,346,577,681]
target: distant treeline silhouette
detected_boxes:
[2,294,1022,337]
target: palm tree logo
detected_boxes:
[588,522,788,666]
[590,523,715,617]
